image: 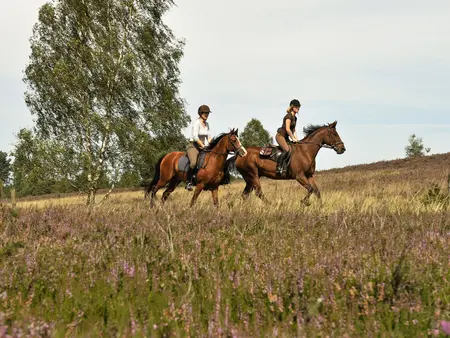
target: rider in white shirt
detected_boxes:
[185,104,212,191]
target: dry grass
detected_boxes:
[1,153,450,336]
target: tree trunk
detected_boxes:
[86,187,96,208]
[0,181,3,200]
[11,188,16,207]
[85,122,111,207]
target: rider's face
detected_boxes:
[292,106,300,114]
[201,112,210,120]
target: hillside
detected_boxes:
[4,152,449,204]
[320,152,450,175]
[2,152,450,336]
[313,152,450,192]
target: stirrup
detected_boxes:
[185,182,193,191]
[276,164,283,175]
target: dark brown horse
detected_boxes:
[225,121,346,205]
[146,129,247,207]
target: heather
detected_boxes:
[1,153,450,337]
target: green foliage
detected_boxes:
[116,171,141,188]
[132,132,188,185]
[0,151,11,184]
[10,128,53,197]
[405,134,430,157]
[23,0,189,204]
[240,118,273,148]
[10,128,111,197]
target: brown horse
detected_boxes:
[225,121,346,205]
[146,129,247,207]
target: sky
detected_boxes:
[1,0,449,170]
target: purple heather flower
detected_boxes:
[441,321,450,335]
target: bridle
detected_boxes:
[206,133,243,156]
[228,134,245,154]
[297,126,344,151]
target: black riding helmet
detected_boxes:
[290,99,301,107]
[198,104,211,115]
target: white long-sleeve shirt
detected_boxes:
[190,118,211,145]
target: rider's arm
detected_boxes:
[285,119,296,141]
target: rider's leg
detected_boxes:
[186,143,199,191]
[275,133,290,174]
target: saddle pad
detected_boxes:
[177,155,190,172]
[260,147,273,157]
[177,152,208,173]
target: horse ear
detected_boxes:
[235,128,239,136]
[330,121,337,128]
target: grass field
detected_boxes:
[1,153,450,337]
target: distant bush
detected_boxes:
[405,134,430,158]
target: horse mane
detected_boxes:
[205,133,227,150]
[302,124,327,137]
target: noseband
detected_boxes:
[228,134,244,154]
[324,127,344,150]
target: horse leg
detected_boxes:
[242,176,254,200]
[295,173,315,206]
[150,180,167,208]
[190,184,205,207]
[161,180,180,204]
[144,182,154,200]
[253,176,267,203]
[241,166,266,202]
[255,185,267,202]
[211,188,219,208]
[308,176,321,200]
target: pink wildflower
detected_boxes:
[441,321,450,335]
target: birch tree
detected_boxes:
[24,0,188,206]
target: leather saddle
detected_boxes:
[178,151,207,173]
[259,146,283,162]
[259,145,292,176]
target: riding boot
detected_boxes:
[191,167,198,186]
[277,151,288,175]
[276,151,285,175]
[185,167,195,191]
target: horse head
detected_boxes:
[228,128,247,156]
[301,121,346,154]
[323,121,346,154]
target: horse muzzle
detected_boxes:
[237,146,248,157]
[335,144,346,154]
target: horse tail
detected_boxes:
[221,155,238,185]
[144,154,166,198]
